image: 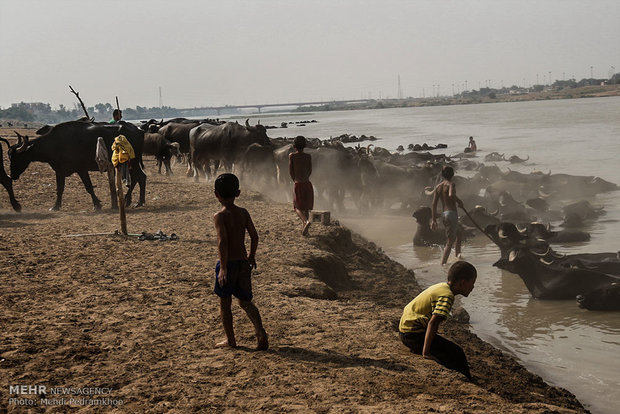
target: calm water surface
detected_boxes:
[259,97,620,414]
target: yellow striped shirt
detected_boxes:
[399,282,454,333]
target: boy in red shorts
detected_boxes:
[289,136,314,235]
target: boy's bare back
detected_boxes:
[435,180,458,212]
[214,205,256,261]
[289,152,312,183]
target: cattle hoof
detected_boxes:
[132,202,144,209]
[49,205,60,211]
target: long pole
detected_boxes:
[459,206,498,245]
[116,166,127,235]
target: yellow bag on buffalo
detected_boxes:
[111,135,135,167]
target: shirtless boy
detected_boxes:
[289,136,314,235]
[467,136,477,152]
[431,166,464,265]
[213,173,268,350]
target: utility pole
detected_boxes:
[397,74,403,99]
[590,66,594,78]
[452,83,455,96]
[536,73,539,85]
[548,71,552,86]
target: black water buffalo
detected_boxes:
[461,205,500,230]
[189,120,270,181]
[156,119,205,176]
[577,283,620,311]
[412,206,446,246]
[562,200,604,223]
[504,154,529,163]
[484,152,504,162]
[311,145,361,211]
[8,121,146,210]
[0,137,21,211]
[495,246,620,300]
[239,143,277,189]
[517,222,590,243]
[142,131,181,176]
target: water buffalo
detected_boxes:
[156,118,207,176]
[517,222,590,243]
[503,154,529,163]
[460,205,500,230]
[562,200,604,223]
[495,246,620,300]
[0,137,21,211]
[239,143,277,190]
[142,131,181,176]
[189,120,270,181]
[484,152,504,162]
[412,206,446,246]
[577,283,620,311]
[8,121,146,210]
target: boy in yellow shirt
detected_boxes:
[399,261,477,380]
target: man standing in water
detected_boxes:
[289,136,313,235]
[431,166,464,265]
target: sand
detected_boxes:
[0,130,586,412]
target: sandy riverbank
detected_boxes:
[0,133,586,412]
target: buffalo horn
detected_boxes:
[515,224,527,234]
[531,247,551,257]
[550,251,565,259]
[424,186,435,196]
[15,131,23,147]
[17,136,30,153]
[508,249,518,262]
[245,119,250,127]
[538,187,552,198]
[489,208,499,216]
[539,258,554,266]
[546,222,551,232]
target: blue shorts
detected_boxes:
[442,210,461,239]
[214,260,253,301]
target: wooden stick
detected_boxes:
[69,85,91,120]
[116,166,128,235]
[61,232,116,238]
[115,96,120,111]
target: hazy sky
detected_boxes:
[1,0,619,110]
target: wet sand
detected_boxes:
[0,131,586,412]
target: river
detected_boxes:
[253,97,620,414]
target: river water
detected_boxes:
[255,97,620,414]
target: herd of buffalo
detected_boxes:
[0,116,618,311]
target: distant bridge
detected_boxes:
[177,99,373,116]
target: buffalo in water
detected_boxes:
[577,283,620,311]
[0,137,21,211]
[494,245,620,300]
[411,206,477,247]
[8,120,146,210]
[503,154,529,163]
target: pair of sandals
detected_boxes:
[138,230,178,241]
